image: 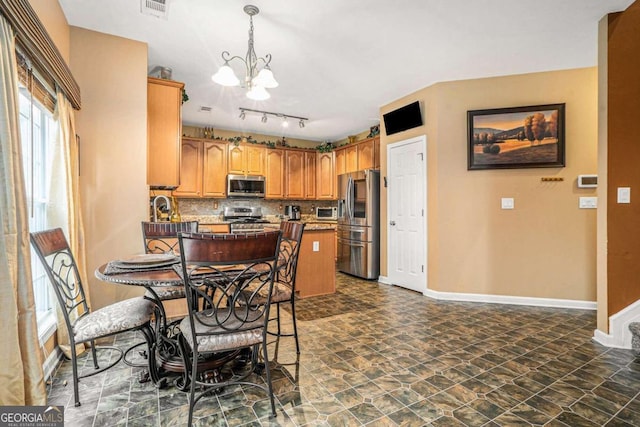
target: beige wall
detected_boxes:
[381,68,598,301]
[28,0,69,61]
[70,27,149,308]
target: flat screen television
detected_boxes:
[383,101,423,135]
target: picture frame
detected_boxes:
[467,103,565,170]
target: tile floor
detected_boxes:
[48,274,640,426]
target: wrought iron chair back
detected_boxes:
[276,221,305,291]
[177,230,282,425]
[30,228,90,334]
[30,228,155,407]
[141,221,199,254]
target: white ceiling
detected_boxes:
[58,0,633,142]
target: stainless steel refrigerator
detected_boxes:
[337,169,380,279]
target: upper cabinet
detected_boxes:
[316,151,335,200]
[334,136,380,175]
[265,149,285,199]
[304,151,317,200]
[228,144,265,175]
[285,150,305,199]
[173,138,227,198]
[147,77,184,187]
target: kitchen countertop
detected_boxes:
[181,215,336,230]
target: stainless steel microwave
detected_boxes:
[227,174,265,198]
[316,206,337,220]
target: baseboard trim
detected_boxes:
[43,347,63,381]
[592,299,640,349]
[377,277,595,310]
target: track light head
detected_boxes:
[239,110,246,120]
[299,120,305,128]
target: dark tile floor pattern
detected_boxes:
[48,274,640,426]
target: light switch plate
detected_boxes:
[501,198,514,210]
[618,187,631,204]
[579,197,597,209]
[312,241,320,252]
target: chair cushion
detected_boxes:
[73,297,154,343]
[241,281,292,305]
[179,308,265,353]
[145,286,185,301]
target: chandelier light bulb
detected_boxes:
[253,66,278,89]
[246,85,270,101]
[212,63,240,87]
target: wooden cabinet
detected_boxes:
[265,149,285,199]
[316,151,335,200]
[304,151,317,199]
[228,144,265,175]
[345,145,358,173]
[285,150,305,199]
[173,139,201,197]
[173,138,227,198]
[335,149,346,176]
[147,77,184,187]
[199,223,230,233]
[202,141,228,197]
[296,229,336,298]
[358,138,376,170]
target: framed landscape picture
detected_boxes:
[467,103,565,170]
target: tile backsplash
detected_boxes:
[177,198,336,218]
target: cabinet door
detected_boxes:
[265,149,285,199]
[246,146,265,175]
[173,139,202,197]
[227,145,245,174]
[202,140,228,197]
[285,150,305,199]
[335,149,346,176]
[304,151,317,200]
[316,151,335,200]
[147,77,184,187]
[374,136,380,168]
[345,145,358,173]
[358,139,375,170]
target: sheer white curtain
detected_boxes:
[50,89,88,358]
[0,15,46,405]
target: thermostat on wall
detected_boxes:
[578,174,598,188]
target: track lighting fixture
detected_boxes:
[238,107,308,128]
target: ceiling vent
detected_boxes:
[199,106,213,113]
[141,0,171,19]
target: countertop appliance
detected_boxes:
[223,206,270,233]
[337,169,380,279]
[227,174,266,198]
[315,206,337,220]
[284,205,301,220]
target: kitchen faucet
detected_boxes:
[152,195,171,222]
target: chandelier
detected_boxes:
[211,5,278,101]
[239,108,308,128]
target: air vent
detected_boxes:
[199,106,213,112]
[141,0,170,19]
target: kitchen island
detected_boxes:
[295,225,336,298]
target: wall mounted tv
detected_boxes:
[383,101,423,136]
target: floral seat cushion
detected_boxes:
[73,297,154,343]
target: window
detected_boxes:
[19,85,58,335]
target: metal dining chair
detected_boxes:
[30,228,155,407]
[141,221,198,302]
[177,230,282,425]
[240,221,305,354]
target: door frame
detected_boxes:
[386,135,428,294]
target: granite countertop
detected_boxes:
[182,214,336,230]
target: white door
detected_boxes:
[387,136,426,293]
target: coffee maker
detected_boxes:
[284,205,301,220]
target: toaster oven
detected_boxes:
[315,206,337,220]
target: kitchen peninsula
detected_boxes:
[185,214,337,298]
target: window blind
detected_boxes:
[0,0,81,110]
[16,50,56,113]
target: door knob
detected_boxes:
[390,221,396,226]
